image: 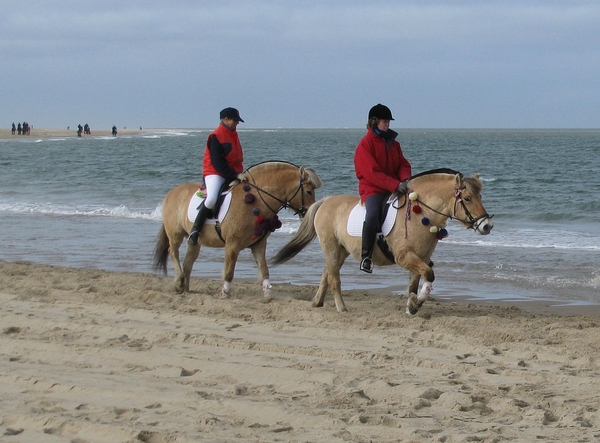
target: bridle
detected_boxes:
[244,171,311,218]
[401,185,493,234]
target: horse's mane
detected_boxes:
[410,168,482,193]
[410,168,462,180]
[247,160,298,171]
[246,160,322,188]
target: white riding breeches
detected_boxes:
[203,174,226,210]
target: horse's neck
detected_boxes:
[250,166,294,194]
[413,177,455,217]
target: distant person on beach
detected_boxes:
[354,103,412,273]
[77,124,83,137]
[188,107,245,246]
[17,123,22,135]
[84,124,91,135]
[112,126,118,137]
[11,123,16,135]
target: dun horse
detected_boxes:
[271,169,493,315]
[154,161,322,298]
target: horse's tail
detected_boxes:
[153,224,169,275]
[271,198,324,265]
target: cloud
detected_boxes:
[2,1,599,128]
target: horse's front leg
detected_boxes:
[398,253,434,316]
[221,245,241,299]
[250,239,272,299]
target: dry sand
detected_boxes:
[1,259,600,442]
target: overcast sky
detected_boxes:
[3,1,599,129]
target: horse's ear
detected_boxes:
[474,173,481,179]
[455,173,463,187]
[299,165,306,177]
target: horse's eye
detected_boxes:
[306,190,313,196]
[463,197,471,203]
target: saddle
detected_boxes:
[347,192,405,237]
[187,182,232,224]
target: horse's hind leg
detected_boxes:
[250,239,272,299]
[221,246,241,299]
[312,270,330,308]
[182,244,201,293]
[315,243,349,313]
[167,240,187,294]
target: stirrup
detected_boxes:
[360,257,373,274]
[188,231,199,245]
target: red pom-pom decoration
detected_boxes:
[244,193,255,203]
[412,205,422,214]
[256,215,264,224]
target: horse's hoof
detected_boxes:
[406,293,420,315]
[221,291,231,299]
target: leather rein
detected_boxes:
[244,171,310,218]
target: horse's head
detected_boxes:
[244,161,322,219]
[454,173,494,235]
[289,165,322,218]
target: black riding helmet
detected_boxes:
[368,103,394,120]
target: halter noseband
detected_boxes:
[452,187,493,233]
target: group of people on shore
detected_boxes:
[11,122,31,135]
[76,124,92,137]
[190,104,411,274]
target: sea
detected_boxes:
[1,128,599,307]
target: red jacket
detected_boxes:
[202,123,244,180]
[354,128,412,202]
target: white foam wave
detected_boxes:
[0,201,161,221]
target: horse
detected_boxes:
[153,161,322,298]
[271,169,494,315]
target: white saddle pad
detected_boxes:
[347,196,398,237]
[187,190,233,224]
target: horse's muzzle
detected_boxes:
[474,215,494,235]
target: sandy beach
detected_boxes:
[1,259,600,442]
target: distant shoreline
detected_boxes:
[0,128,146,139]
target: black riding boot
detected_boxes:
[188,202,211,245]
[360,222,378,273]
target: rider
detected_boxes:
[188,107,246,246]
[354,104,412,273]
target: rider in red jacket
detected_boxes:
[188,107,245,245]
[354,104,412,273]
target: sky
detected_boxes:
[2,1,599,129]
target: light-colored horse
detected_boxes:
[153,161,322,298]
[271,169,493,315]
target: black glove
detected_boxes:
[397,181,408,194]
